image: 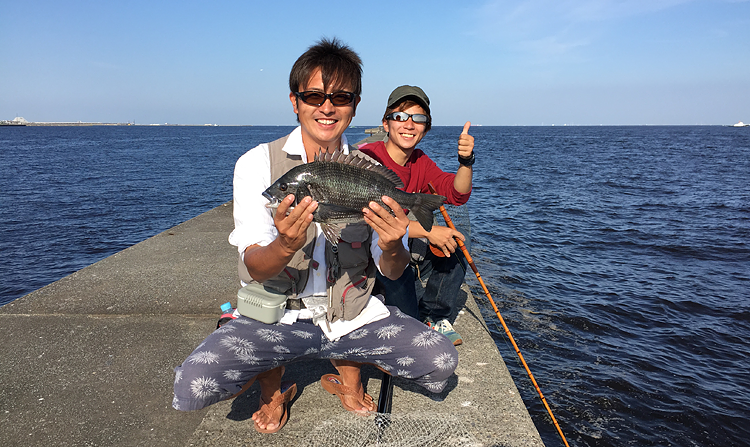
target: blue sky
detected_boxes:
[1,0,748,125]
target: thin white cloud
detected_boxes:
[482,0,695,25]
[518,34,592,58]
[474,0,696,54]
[563,0,694,22]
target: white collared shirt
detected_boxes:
[228,126,407,298]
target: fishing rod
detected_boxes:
[376,372,393,414]
[428,182,570,447]
[375,370,393,445]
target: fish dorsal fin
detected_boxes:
[314,148,404,188]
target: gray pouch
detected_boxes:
[236,283,288,324]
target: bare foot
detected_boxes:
[251,366,289,432]
[328,360,377,414]
[252,395,285,432]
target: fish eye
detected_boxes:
[279,183,287,191]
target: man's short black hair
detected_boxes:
[289,37,363,96]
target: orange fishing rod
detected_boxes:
[428,182,570,447]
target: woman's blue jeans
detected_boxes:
[375,249,468,322]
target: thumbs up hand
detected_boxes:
[458,121,474,159]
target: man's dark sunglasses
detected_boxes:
[385,111,430,124]
[294,91,356,106]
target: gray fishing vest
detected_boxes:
[237,134,376,323]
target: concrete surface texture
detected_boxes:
[0,202,544,446]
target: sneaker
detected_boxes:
[432,319,463,346]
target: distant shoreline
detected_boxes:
[1,121,746,127]
[0,122,258,127]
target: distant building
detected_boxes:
[0,117,29,126]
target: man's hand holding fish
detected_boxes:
[362,195,411,280]
[273,194,318,257]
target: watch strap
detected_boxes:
[458,152,475,167]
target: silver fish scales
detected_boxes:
[263,149,446,245]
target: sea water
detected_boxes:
[1,125,748,446]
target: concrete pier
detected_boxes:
[0,202,544,446]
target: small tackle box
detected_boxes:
[236,284,288,324]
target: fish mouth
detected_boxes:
[262,191,280,209]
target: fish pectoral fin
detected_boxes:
[320,223,342,247]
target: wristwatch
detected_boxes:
[458,152,475,167]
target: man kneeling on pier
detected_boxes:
[172,38,458,434]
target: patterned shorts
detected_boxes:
[172,306,458,411]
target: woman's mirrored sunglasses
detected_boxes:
[385,111,430,124]
[294,91,356,106]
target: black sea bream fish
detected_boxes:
[263,149,446,245]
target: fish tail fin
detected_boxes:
[411,193,446,232]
